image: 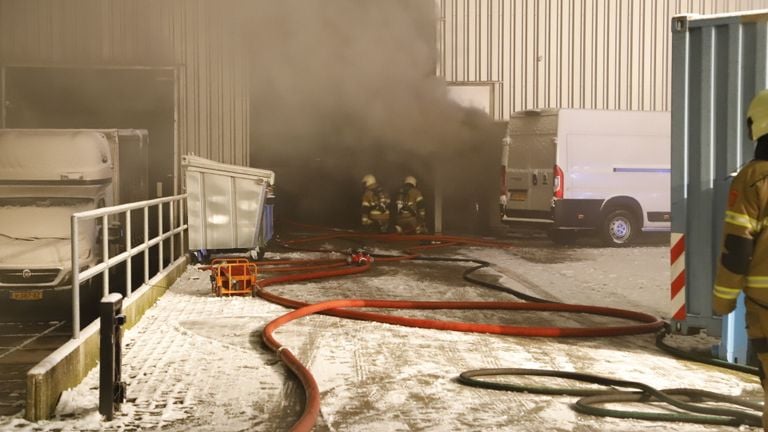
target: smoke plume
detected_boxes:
[242,0,501,232]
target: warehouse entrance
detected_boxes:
[0,66,176,198]
[0,66,178,315]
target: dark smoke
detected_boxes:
[243,0,502,233]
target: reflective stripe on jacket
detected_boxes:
[396,185,425,218]
[362,184,390,216]
[714,159,768,312]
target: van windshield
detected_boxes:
[0,197,96,240]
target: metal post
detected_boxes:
[721,295,749,364]
[99,293,126,420]
[433,171,443,234]
[125,211,132,297]
[102,214,109,297]
[71,215,80,339]
[170,200,175,261]
[158,202,164,270]
[180,196,186,252]
[144,207,149,283]
[173,67,180,196]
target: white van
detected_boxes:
[500,109,670,245]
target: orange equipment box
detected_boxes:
[209,258,258,297]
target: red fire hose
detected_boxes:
[251,232,666,432]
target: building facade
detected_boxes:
[438,0,768,119]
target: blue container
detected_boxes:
[671,12,768,363]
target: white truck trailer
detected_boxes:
[500,109,671,245]
[0,129,148,321]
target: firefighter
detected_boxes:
[393,175,427,234]
[360,174,390,232]
[713,88,768,430]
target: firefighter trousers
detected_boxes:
[745,298,768,431]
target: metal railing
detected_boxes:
[70,194,188,338]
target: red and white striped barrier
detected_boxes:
[670,233,686,321]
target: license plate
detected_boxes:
[509,190,528,201]
[10,290,43,301]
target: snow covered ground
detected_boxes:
[0,236,763,431]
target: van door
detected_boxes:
[503,132,556,221]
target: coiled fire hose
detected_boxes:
[458,368,763,427]
[254,231,744,431]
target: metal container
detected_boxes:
[671,9,768,364]
[182,154,275,254]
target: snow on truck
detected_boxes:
[500,109,671,245]
[0,129,148,321]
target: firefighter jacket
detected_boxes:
[361,184,390,219]
[713,159,768,315]
[396,185,425,220]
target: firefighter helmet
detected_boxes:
[362,174,377,188]
[404,175,417,187]
[747,89,768,141]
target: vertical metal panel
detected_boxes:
[0,67,5,128]
[0,0,250,176]
[438,0,768,120]
[671,11,768,337]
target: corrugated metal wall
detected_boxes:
[0,0,250,169]
[438,0,768,119]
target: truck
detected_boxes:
[500,109,671,246]
[0,129,148,322]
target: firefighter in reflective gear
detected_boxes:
[394,175,427,234]
[714,89,768,430]
[360,174,390,232]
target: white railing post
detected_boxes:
[180,196,186,252]
[102,214,109,297]
[125,210,132,297]
[71,215,80,339]
[144,206,149,284]
[158,202,164,271]
[170,200,175,261]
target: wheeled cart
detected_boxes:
[183,154,275,263]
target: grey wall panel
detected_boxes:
[671,11,768,336]
[438,0,768,120]
[0,0,250,175]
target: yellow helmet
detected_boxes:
[362,174,376,188]
[404,175,417,187]
[747,89,768,140]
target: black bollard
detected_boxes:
[99,293,127,420]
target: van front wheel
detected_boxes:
[601,210,636,246]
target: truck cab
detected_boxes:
[0,130,114,321]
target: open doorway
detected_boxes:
[0,66,178,315]
[1,66,176,197]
